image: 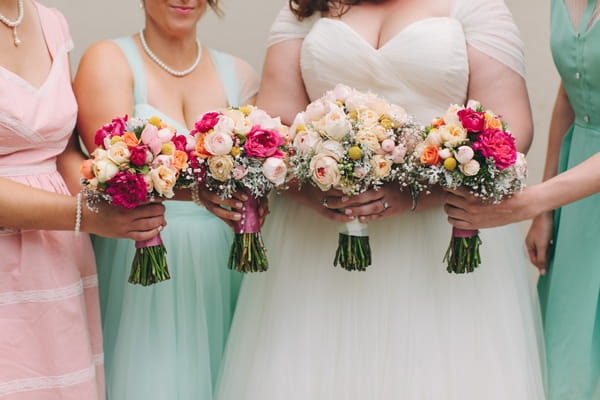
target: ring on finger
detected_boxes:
[382,199,390,210]
[321,197,328,208]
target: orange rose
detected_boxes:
[431,118,446,128]
[484,114,503,130]
[420,144,441,166]
[80,159,94,180]
[173,150,189,170]
[194,132,210,159]
[122,131,140,147]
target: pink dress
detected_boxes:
[0,3,104,399]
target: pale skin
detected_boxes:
[0,0,165,240]
[257,0,533,223]
[444,83,592,274]
[73,0,260,229]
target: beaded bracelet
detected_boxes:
[190,184,203,206]
[74,192,82,235]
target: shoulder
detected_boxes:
[267,4,319,47]
[75,39,133,86]
[33,2,73,50]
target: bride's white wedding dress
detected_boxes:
[216,1,547,399]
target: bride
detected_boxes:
[215,0,547,398]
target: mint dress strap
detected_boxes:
[112,36,148,106]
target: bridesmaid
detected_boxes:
[445,0,600,398]
[0,0,164,398]
[73,0,258,398]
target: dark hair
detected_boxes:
[289,0,365,19]
[208,0,224,16]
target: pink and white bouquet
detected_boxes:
[189,105,289,273]
[289,84,423,271]
[81,115,193,286]
[413,101,527,273]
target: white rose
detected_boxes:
[466,99,481,110]
[370,155,393,178]
[455,145,475,164]
[358,109,380,128]
[249,108,278,129]
[309,154,341,191]
[332,83,353,102]
[443,104,463,126]
[157,127,175,143]
[305,99,330,121]
[439,123,467,147]
[293,129,322,155]
[388,104,408,124]
[353,165,370,179]
[381,139,396,153]
[372,125,388,141]
[232,165,248,180]
[150,165,177,198]
[459,159,480,176]
[263,157,287,186]
[513,152,528,180]
[107,141,130,165]
[213,115,235,134]
[208,155,234,182]
[152,154,173,168]
[355,130,380,152]
[320,105,352,140]
[317,140,345,161]
[425,129,443,147]
[93,159,120,183]
[91,148,109,162]
[144,174,154,193]
[391,144,407,163]
[204,131,234,155]
[289,112,308,140]
[438,148,452,160]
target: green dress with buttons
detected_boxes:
[538,1,600,398]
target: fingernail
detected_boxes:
[235,202,243,209]
[233,213,242,221]
[157,225,163,232]
[240,194,248,201]
[344,209,352,215]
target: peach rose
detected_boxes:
[173,150,189,171]
[80,159,94,180]
[204,131,234,156]
[263,157,287,186]
[150,165,177,198]
[208,155,234,182]
[122,131,140,147]
[309,154,341,191]
[370,155,392,178]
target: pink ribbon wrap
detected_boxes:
[452,227,479,239]
[233,194,261,234]
[135,233,164,249]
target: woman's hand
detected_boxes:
[83,201,166,241]
[197,188,270,230]
[443,187,535,230]
[525,212,554,275]
[324,182,413,223]
[284,182,354,223]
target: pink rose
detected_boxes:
[94,115,128,146]
[140,124,163,155]
[263,157,287,186]
[457,108,485,133]
[204,131,234,155]
[244,126,285,158]
[191,112,222,135]
[106,171,148,209]
[472,128,517,169]
[129,145,148,166]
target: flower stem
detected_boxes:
[334,233,372,271]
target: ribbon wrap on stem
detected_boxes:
[229,192,268,272]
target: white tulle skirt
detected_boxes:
[215,196,547,400]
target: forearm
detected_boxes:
[541,84,574,181]
[0,178,77,231]
[57,134,86,195]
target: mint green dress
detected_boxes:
[538,1,600,398]
[93,37,248,400]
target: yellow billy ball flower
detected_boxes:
[348,146,363,160]
[348,111,358,121]
[379,117,393,130]
[443,157,457,171]
[230,147,241,157]
[110,136,123,144]
[239,105,253,116]
[295,124,306,134]
[161,142,175,155]
[148,116,162,127]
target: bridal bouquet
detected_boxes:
[289,83,422,271]
[413,101,527,273]
[81,115,193,286]
[189,105,289,273]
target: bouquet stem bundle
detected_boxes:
[229,194,268,273]
[443,227,481,274]
[334,220,371,271]
[129,234,170,285]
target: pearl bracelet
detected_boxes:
[190,184,203,206]
[74,192,82,235]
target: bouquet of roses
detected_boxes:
[289,83,423,271]
[413,100,527,273]
[189,105,289,273]
[81,115,193,286]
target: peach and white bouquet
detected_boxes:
[81,115,193,286]
[189,105,289,273]
[413,100,527,273]
[289,84,423,271]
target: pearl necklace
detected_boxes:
[0,0,24,46]
[139,29,201,77]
